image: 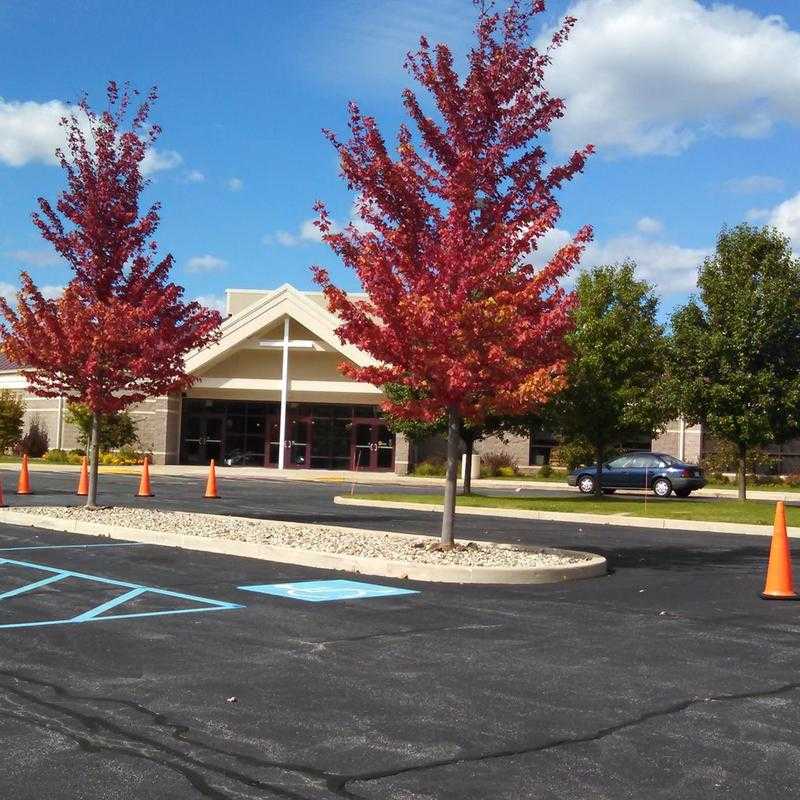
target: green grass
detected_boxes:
[0,455,45,464]
[353,492,799,526]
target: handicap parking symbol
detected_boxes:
[237,579,418,603]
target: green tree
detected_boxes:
[383,384,539,496]
[549,262,669,497]
[0,390,25,453]
[668,224,800,500]
[65,403,139,452]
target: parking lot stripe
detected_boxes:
[0,572,67,600]
[70,587,147,622]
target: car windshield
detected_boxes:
[658,455,681,466]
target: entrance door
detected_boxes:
[181,415,224,465]
[286,418,311,468]
[352,422,394,471]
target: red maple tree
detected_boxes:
[0,82,221,506]
[313,0,593,544]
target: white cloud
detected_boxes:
[530,225,707,296]
[724,174,785,195]
[0,99,68,166]
[264,220,335,247]
[0,282,17,303]
[195,294,226,313]
[186,254,228,273]
[227,177,243,191]
[636,217,664,235]
[265,203,374,248]
[182,169,205,183]
[0,282,63,303]
[584,235,708,294]
[141,148,182,176]
[543,0,800,156]
[40,284,63,299]
[3,249,63,267]
[759,192,800,251]
[299,219,325,243]
[0,97,181,174]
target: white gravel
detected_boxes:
[19,505,587,568]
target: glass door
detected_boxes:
[287,418,311,468]
[375,424,394,470]
[351,422,395,470]
[352,423,374,470]
[180,415,224,465]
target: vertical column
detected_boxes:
[678,417,686,462]
[56,395,64,450]
[277,317,290,470]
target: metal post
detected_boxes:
[277,317,290,470]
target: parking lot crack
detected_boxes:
[0,669,332,800]
[326,679,800,798]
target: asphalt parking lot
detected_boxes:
[0,469,798,799]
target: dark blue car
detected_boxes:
[567,451,706,497]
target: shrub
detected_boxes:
[538,464,553,478]
[64,403,139,451]
[783,473,800,488]
[750,474,782,486]
[16,417,49,457]
[413,457,447,477]
[480,451,519,477]
[549,440,620,472]
[67,451,85,465]
[0,390,25,454]
[43,449,68,463]
[708,472,730,485]
[701,441,778,475]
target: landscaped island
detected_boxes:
[0,506,606,585]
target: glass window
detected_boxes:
[607,456,633,469]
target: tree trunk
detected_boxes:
[462,437,474,496]
[594,444,605,498]
[737,444,747,502]
[86,412,100,508]
[440,407,461,547]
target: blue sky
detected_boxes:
[2,0,800,319]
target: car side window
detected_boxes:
[626,455,661,469]
[607,456,631,469]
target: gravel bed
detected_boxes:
[18,506,587,568]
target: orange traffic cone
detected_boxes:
[204,459,220,499]
[76,456,89,496]
[17,454,32,495]
[761,501,798,600]
[0,474,7,508]
[135,456,154,498]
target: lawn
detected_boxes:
[411,470,800,492]
[354,492,800,526]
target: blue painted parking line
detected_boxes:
[238,579,419,603]
[0,557,243,630]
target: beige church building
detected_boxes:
[1,282,799,475]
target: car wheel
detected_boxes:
[653,477,672,497]
[578,474,596,494]
[674,488,691,498]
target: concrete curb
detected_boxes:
[0,509,607,585]
[333,496,800,539]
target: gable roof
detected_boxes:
[185,283,377,375]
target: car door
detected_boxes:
[604,455,633,488]
[626,454,661,488]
